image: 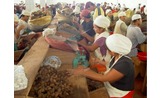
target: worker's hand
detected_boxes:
[94,58,101,64]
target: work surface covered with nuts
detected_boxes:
[14,36,90,98]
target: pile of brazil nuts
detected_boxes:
[29,65,73,98]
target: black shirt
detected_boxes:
[109,56,134,91]
[82,20,95,37]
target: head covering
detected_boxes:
[132,14,141,21]
[106,34,132,55]
[73,6,80,14]
[14,14,19,22]
[80,9,91,18]
[118,11,126,18]
[21,10,30,16]
[105,9,112,15]
[94,15,110,29]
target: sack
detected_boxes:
[28,15,52,31]
[14,65,28,91]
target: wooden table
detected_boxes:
[14,36,49,97]
[44,48,90,98]
[14,37,90,98]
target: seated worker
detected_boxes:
[76,9,96,45]
[105,9,115,33]
[126,14,147,78]
[78,15,111,63]
[69,34,134,98]
[114,11,128,36]
[127,14,146,57]
[16,10,31,37]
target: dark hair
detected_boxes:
[85,1,94,9]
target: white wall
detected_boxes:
[14,0,147,9]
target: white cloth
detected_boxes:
[14,65,28,91]
[106,34,132,55]
[94,31,111,62]
[132,14,141,21]
[21,10,31,16]
[105,9,111,15]
[118,11,126,18]
[94,15,110,29]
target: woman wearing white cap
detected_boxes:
[126,14,146,57]
[69,34,134,98]
[78,15,111,63]
[114,11,128,36]
[16,10,31,36]
[105,9,113,22]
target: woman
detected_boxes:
[79,15,111,63]
[78,9,96,44]
[69,34,134,98]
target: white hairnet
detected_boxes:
[94,15,110,29]
[118,11,126,18]
[21,10,30,16]
[132,14,141,21]
[105,9,111,15]
[106,34,132,55]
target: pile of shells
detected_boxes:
[29,65,73,98]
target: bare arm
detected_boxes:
[72,67,124,83]
[78,41,99,52]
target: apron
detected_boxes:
[94,31,111,63]
[104,55,132,97]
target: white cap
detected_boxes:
[106,34,132,55]
[132,14,141,21]
[14,14,19,22]
[118,11,126,18]
[94,15,110,29]
[105,9,111,15]
[21,10,30,16]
